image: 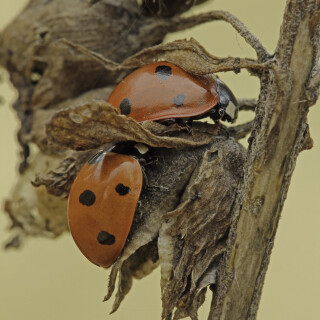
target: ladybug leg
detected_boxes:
[159,118,177,126]
[140,165,149,187]
[175,118,193,134]
[185,118,193,134]
[218,108,225,119]
[210,106,233,124]
[186,118,193,127]
[140,166,169,191]
[147,185,169,192]
[158,118,193,134]
[131,156,151,188]
[209,107,222,122]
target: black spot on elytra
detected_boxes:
[79,190,96,206]
[97,231,116,245]
[87,150,105,164]
[115,183,130,195]
[120,98,131,115]
[173,93,186,107]
[155,65,172,79]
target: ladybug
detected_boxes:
[67,145,144,267]
[107,61,238,123]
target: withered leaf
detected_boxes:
[32,150,91,198]
[120,38,266,74]
[104,137,246,320]
[3,151,68,246]
[63,38,268,76]
[46,100,217,150]
[159,139,246,319]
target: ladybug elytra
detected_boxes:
[107,61,238,123]
[68,146,144,267]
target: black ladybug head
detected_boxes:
[216,78,238,122]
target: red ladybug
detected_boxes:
[68,148,143,268]
[107,61,238,123]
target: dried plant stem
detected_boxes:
[308,67,320,101]
[209,0,320,319]
[61,9,270,62]
[170,11,270,61]
[237,98,257,111]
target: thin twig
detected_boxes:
[237,98,257,111]
[58,38,271,75]
[57,39,120,69]
[228,121,253,140]
[168,10,271,62]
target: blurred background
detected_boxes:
[0,0,319,319]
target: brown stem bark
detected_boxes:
[209,0,320,319]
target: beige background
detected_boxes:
[0,0,319,319]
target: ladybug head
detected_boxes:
[215,78,238,123]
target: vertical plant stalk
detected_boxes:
[209,0,320,319]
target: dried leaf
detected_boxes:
[120,38,265,74]
[65,38,268,76]
[47,100,218,150]
[103,137,245,319]
[109,240,159,314]
[32,150,91,198]
[158,138,245,319]
[31,86,113,152]
[3,151,68,245]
